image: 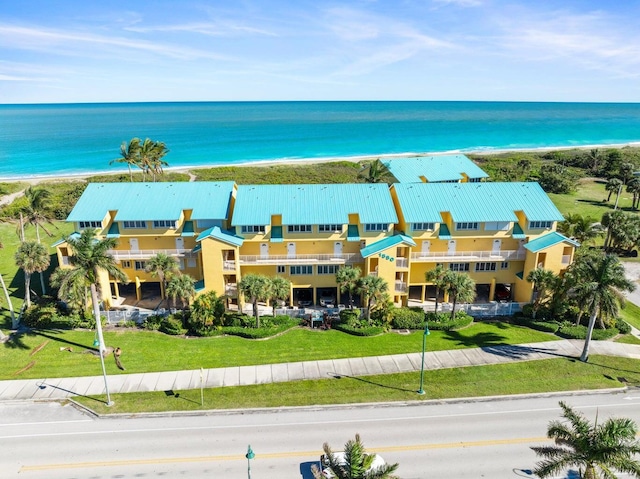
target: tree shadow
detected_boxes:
[2,328,36,350]
[443,330,508,348]
[30,329,97,352]
[480,344,572,360]
[328,373,415,393]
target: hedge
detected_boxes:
[390,307,425,329]
[426,312,473,331]
[332,323,385,337]
[557,324,619,340]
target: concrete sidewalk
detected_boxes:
[1,339,640,401]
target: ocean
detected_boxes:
[1,101,640,179]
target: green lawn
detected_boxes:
[620,302,640,330]
[77,355,639,414]
[2,322,557,380]
[548,178,635,219]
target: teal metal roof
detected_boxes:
[194,280,205,292]
[196,226,244,247]
[347,224,360,242]
[106,223,120,238]
[270,226,283,243]
[67,182,235,223]
[181,220,195,237]
[361,234,416,258]
[512,224,526,239]
[393,182,564,223]
[438,224,451,240]
[516,271,524,280]
[192,244,202,253]
[384,155,488,183]
[232,184,397,226]
[52,232,81,247]
[524,231,579,253]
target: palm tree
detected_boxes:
[238,273,271,328]
[52,230,127,353]
[268,276,291,316]
[605,177,623,203]
[531,401,640,479]
[569,252,635,362]
[586,148,602,174]
[0,273,16,328]
[110,138,141,182]
[526,268,559,319]
[139,138,169,182]
[442,271,476,319]
[425,264,447,313]
[20,186,54,243]
[627,177,640,210]
[335,265,361,308]
[165,273,196,310]
[14,241,50,308]
[311,433,399,479]
[357,275,389,324]
[145,253,179,300]
[190,290,225,328]
[558,214,603,245]
[359,159,394,184]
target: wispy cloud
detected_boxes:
[432,0,483,7]
[126,21,277,37]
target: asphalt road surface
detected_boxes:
[3,390,640,479]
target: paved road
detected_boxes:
[623,261,640,307]
[3,391,640,479]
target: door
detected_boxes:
[447,240,456,255]
[334,242,343,257]
[260,243,269,259]
[175,237,184,251]
[421,240,430,256]
[129,238,139,251]
[287,242,296,258]
[492,239,501,255]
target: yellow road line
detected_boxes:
[20,436,550,472]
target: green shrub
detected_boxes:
[529,321,560,333]
[221,317,299,338]
[391,307,426,329]
[557,324,619,340]
[143,315,164,331]
[339,309,361,326]
[426,311,473,331]
[159,316,185,335]
[616,319,632,335]
[223,312,255,328]
[332,323,385,336]
[22,305,59,328]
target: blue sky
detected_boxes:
[1,0,639,103]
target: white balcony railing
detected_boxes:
[395,257,408,268]
[107,248,193,260]
[561,255,571,264]
[410,250,525,263]
[395,281,407,293]
[225,283,238,296]
[223,260,236,271]
[239,253,363,265]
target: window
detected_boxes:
[475,262,497,272]
[413,222,435,231]
[287,224,312,233]
[152,220,176,229]
[187,258,196,268]
[319,224,342,232]
[277,265,286,274]
[529,221,553,229]
[134,261,146,271]
[123,220,146,229]
[456,222,479,230]
[121,260,131,269]
[318,265,339,275]
[178,259,185,270]
[484,221,510,231]
[500,262,509,270]
[364,223,388,232]
[290,265,313,275]
[449,263,470,272]
[79,221,101,229]
[241,225,265,234]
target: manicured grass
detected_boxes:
[1,322,557,380]
[548,178,635,219]
[620,302,640,331]
[77,355,639,414]
[615,335,640,345]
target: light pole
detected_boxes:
[417,323,430,395]
[246,445,255,479]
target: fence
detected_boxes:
[100,308,172,325]
[420,302,527,317]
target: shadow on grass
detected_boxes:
[582,357,640,378]
[443,330,507,348]
[481,344,573,360]
[328,372,414,393]
[165,389,201,406]
[32,329,97,353]
[35,381,109,405]
[2,328,35,350]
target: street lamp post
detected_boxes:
[246,445,255,479]
[417,323,430,395]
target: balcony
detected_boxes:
[223,260,236,271]
[561,254,571,264]
[395,281,408,293]
[395,257,408,268]
[238,253,363,265]
[410,250,525,263]
[225,283,238,296]
[107,248,193,260]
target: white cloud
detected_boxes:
[432,0,483,7]
[126,21,277,37]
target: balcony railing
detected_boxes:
[225,283,238,296]
[410,250,525,262]
[107,248,193,260]
[223,260,236,271]
[561,255,571,264]
[396,257,408,268]
[395,281,408,293]
[239,253,363,265]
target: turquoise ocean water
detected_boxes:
[1,101,640,179]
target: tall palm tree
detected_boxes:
[145,253,179,300]
[605,177,623,203]
[526,268,559,319]
[52,230,128,353]
[627,177,640,210]
[190,290,225,328]
[14,241,50,308]
[335,266,361,308]
[165,273,196,310]
[357,275,389,324]
[425,264,447,313]
[238,273,271,328]
[311,433,399,479]
[570,252,635,362]
[558,214,603,245]
[0,273,16,328]
[531,401,640,479]
[586,148,602,174]
[359,159,394,184]
[110,138,141,182]
[139,138,169,182]
[268,276,291,316]
[442,270,476,319]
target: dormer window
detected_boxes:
[364,223,388,232]
[287,224,312,233]
[241,225,266,234]
[152,220,177,229]
[456,222,479,230]
[123,220,146,229]
[319,224,342,232]
[412,222,435,231]
[529,221,553,229]
[79,221,101,229]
